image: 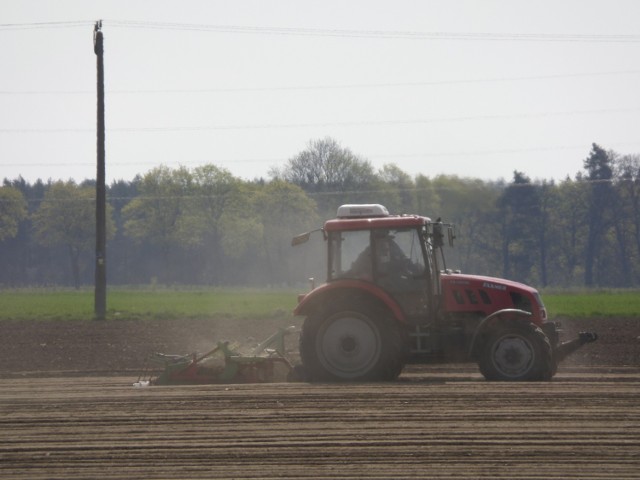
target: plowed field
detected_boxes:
[1,317,639,479]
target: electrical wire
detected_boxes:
[103,20,640,43]
[3,143,639,169]
[2,19,640,43]
[0,20,93,30]
[2,69,639,96]
[1,175,635,206]
[1,107,638,134]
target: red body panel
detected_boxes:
[440,273,546,325]
[296,273,545,326]
[294,279,408,323]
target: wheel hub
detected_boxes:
[492,335,534,377]
[340,335,358,354]
[316,313,382,378]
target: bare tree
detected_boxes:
[271,137,377,214]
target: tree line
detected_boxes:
[1,138,639,289]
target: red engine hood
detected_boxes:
[439,272,546,323]
[441,272,540,295]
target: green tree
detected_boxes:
[535,181,554,287]
[217,183,265,283]
[32,181,114,288]
[122,166,198,282]
[583,144,615,286]
[215,180,319,285]
[414,175,441,218]
[431,175,501,276]
[107,178,140,283]
[192,165,246,284]
[546,177,589,286]
[0,186,27,241]
[253,180,318,284]
[615,154,640,284]
[497,171,542,284]
[1,178,46,286]
[377,164,415,213]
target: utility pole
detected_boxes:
[94,20,107,320]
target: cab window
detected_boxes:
[329,230,370,280]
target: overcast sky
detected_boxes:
[1,0,639,185]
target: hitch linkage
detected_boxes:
[555,331,598,364]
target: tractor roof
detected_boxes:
[325,204,430,232]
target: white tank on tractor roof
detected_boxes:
[336,204,389,218]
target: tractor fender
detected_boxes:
[467,308,532,358]
[294,279,408,324]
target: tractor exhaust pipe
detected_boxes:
[554,331,598,364]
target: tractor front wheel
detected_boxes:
[300,307,404,382]
[478,323,553,381]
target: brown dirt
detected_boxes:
[0,317,639,479]
[0,316,637,376]
[0,316,302,377]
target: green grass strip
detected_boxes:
[0,288,299,321]
[0,288,638,321]
[542,290,640,318]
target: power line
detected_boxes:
[3,176,636,206]
[1,107,639,134]
[104,20,640,43]
[0,20,92,30]
[2,69,639,96]
[3,142,639,169]
[2,19,640,43]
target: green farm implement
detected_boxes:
[137,326,298,385]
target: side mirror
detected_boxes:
[291,232,311,246]
[291,228,325,246]
[447,226,455,247]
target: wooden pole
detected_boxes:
[94,21,107,320]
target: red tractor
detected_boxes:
[292,204,597,382]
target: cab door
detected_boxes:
[372,228,430,321]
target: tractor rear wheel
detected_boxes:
[478,323,553,381]
[300,306,404,382]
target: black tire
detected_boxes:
[300,306,405,382]
[478,323,553,381]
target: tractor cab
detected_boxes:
[324,205,438,320]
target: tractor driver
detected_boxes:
[348,230,422,282]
